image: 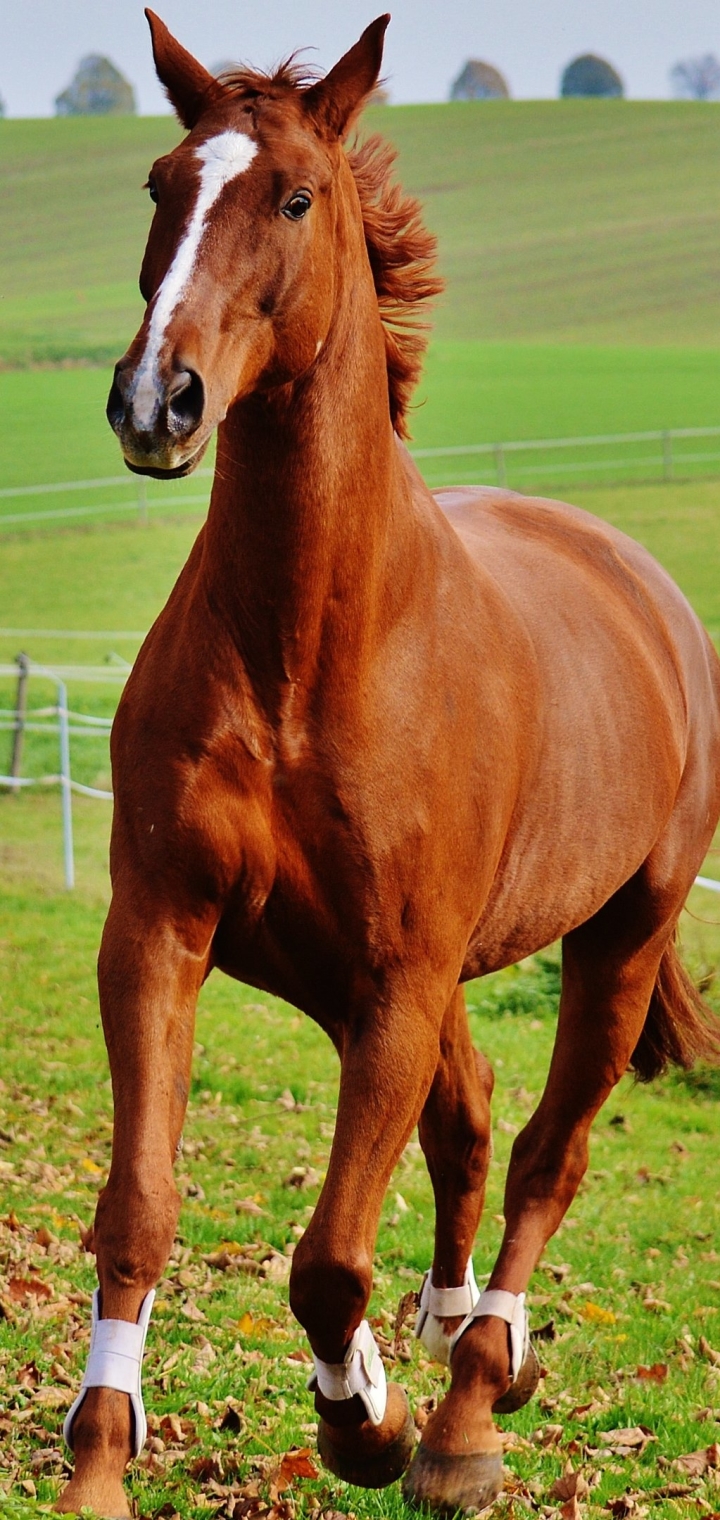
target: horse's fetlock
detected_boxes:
[290,1241,370,1348]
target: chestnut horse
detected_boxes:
[57,12,720,1518]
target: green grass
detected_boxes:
[3,103,720,364]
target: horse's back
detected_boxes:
[435,483,719,707]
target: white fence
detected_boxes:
[0,658,127,888]
[3,426,720,530]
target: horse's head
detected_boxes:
[108,10,389,477]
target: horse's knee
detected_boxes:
[289,1234,372,1352]
[93,1171,180,1291]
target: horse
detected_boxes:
[56,12,720,1518]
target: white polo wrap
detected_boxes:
[415,1258,480,1366]
[64,1288,155,1459]
[309,1318,387,1426]
[449,1287,529,1381]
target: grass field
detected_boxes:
[3,96,720,1520]
[3,102,720,362]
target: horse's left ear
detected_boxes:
[304,15,390,140]
[145,9,226,130]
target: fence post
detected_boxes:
[494,444,507,489]
[137,477,148,526]
[8,651,29,794]
[662,430,673,483]
[56,677,75,890]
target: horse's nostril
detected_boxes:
[167,370,205,436]
[106,373,126,434]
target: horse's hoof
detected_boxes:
[492,1336,541,1415]
[317,1382,415,1488]
[403,1442,504,1515]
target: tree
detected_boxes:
[55,55,136,116]
[670,55,720,101]
[560,54,624,99]
[451,60,510,101]
[0,95,5,119]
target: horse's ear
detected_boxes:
[304,15,390,140]
[145,9,225,130]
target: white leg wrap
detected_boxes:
[64,1288,155,1460]
[415,1258,480,1367]
[449,1288,529,1382]
[308,1319,387,1427]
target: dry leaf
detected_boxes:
[560,1497,581,1520]
[550,1466,589,1501]
[181,1297,206,1323]
[634,1363,668,1383]
[283,1166,320,1190]
[699,1336,720,1366]
[393,1289,419,1356]
[599,1426,655,1454]
[674,1442,720,1475]
[236,1197,266,1216]
[8,1276,52,1303]
[269,1446,320,1501]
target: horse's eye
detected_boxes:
[146,177,159,205]
[282,192,311,222]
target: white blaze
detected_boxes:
[132,130,258,430]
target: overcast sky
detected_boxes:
[2,0,720,115]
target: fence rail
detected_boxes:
[3,426,720,530]
[0,659,123,887]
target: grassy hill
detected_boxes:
[3,101,720,367]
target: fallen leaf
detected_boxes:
[674,1442,720,1475]
[189,1453,225,1482]
[219,1399,244,1433]
[580,1301,616,1325]
[599,1426,655,1454]
[531,1320,556,1342]
[236,1197,266,1216]
[269,1446,320,1501]
[33,1225,57,1250]
[181,1297,206,1323]
[550,1466,589,1501]
[283,1165,320,1190]
[634,1363,668,1384]
[393,1289,419,1356]
[699,1336,720,1366]
[8,1276,52,1303]
[560,1497,581,1520]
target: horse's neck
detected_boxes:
[204,283,404,698]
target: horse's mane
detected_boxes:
[216,65,444,439]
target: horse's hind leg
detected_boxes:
[56,894,211,1519]
[405,872,692,1513]
[416,988,494,1357]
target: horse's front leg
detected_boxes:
[56,893,212,1519]
[289,996,442,1489]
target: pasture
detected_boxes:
[2,96,720,1520]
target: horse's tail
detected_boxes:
[630,935,720,1082]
